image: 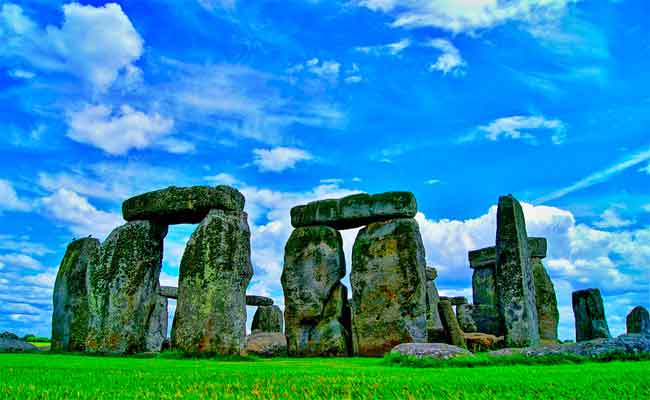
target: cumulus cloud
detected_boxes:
[66,104,188,155]
[204,173,241,186]
[427,38,466,76]
[252,147,313,172]
[594,206,635,229]
[470,115,566,145]
[0,179,31,212]
[0,2,143,92]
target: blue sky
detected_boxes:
[0,0,649,340]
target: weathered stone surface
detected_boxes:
[147,295,168,352]
[291,192,417,230]
[0,338,39,352]
[425,266,438,281]
[172,210,252,354]
[456,304,477,333]
[159,286,177,299]
[627,306,650,335]
[451,296,468,306]
[532,257,559,342]
[572,288,610,342]
[282,226,351,356]
[425,279,446,342]
[490,335,650,358]
[52,238,100,352]
[462,333,502,352]
[252,305,283,333]
[351,218,427,356]
[391,343,473,359]
[245,332,287,357]
[122,185,245,225]
[495,195,540,347]
[246,295,274,306]
[528,237,547,258]
[468,246,496,269]
[471,304,502,336]
[86,221,167,354]
[472,266,497,306]
[438,300,466,349]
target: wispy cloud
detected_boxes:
[427,38,466,76]
[464,115,566,145]
[536,147,650,204]
[355,38,411,56]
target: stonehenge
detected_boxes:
[626,306,649,336]
[572,288,611,341]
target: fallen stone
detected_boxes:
[495,194,540,347]
[425,266,438,281]
[425,278,446,342]
[172,210,252,355]
[532,255,559,342]
[462,333,502,352]
[451,296,468,306]
[438,300,466,349]
[572,288,610,342]
[159,286,177,299]
[86,220,167,354]
[351,218,428,356]
[291,191,417,230]
[456,304,477,333]
[0,338,39,353]
[490,335,650,358]
[468,246,496,269]
[391,343,473,359]
[246,295,274,306]
[626,306,649,336]
[471,304,502,336]
[122,185,245,225]
[245,332,287,357]
[282,226,351,356]
[52,238,100,352]
[252,305,283,333]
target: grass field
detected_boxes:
[1,354,648,399]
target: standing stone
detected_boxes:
[471,305,502,336]
[495,195,540,347]
[529,238,559,342]
[147,295,168,352]
[468,246,497,306]
[351,218,427,356]
[282,226,351,356]
[424,267,445,342]
[438,300,466,349]
[572,288,611,342]
[627,306,650,336]
[52,238,100,352]
[172,210,252,354]
[87,221,167,353]
[252,305,284,333]
[456,304,477,333]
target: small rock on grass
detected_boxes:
[391,343,473,359]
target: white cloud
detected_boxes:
[594,206,635,229]
[7,69,35,79]
[197,0,236,10]
[474,115,566,145]
[0,2,143,92]
[0,179,31,212]
[354,0,576,34]
[0,253,43,271]
[355,38,411,56]
[252,147,313,172]
[344,75,362,84]
[66,104,186,155]
[40,188,122,240]
[643,204,650,213]
[205,173,240,186]
[639,163,650,175]
[425,179,441,185]
[307,59,341,80]
[0,235,51,256]
[427,38,466,76]
[320,178,344,184]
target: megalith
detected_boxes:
[469,246,497,306]
[572,288,611,342]
[495,195,540,347]
[51,238,100,352]
[626,306,650,336]
[529,237,559,342]
[438,300,466,348]
[456,304,477,333]
[252,305,284,333]
[424,267,445,342]
[147,294,168,351]
[86,220,167,353]
[351,218,427,356]
[282,226,350,356]
[172,209,253,354]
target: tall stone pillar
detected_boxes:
[424,267,446,342]
[572,288,610,341]
[529,237,559,342]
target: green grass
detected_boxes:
[1,353,648,399]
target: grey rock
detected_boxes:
[456,304,477,333]
[425,279,446,342]
[0,338,39,352]
[495,195,540,347]
[532,256,559,342]
[146,295,168,352]
[527,237,547,259]
[246,295,274,306]
[627,306,650,335]
[472,266,497,306]
[425,266,438,281]
[468,246,496,269]
[471,304,503,336]
[572,288,610,342]
[391,343,473,359]
[245,332,287,357]
[52,238,100,352]
[351,218,427,356]
[159,286,177,299]
[122,185,245,225]
[172,210,252,354]
[291,192,417,230]
[438,300,466,349]
[252,305,283,333]
[86,221,167,354]
[282,226,351,356]
[451,296,468,306]
[490,335,650,358]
